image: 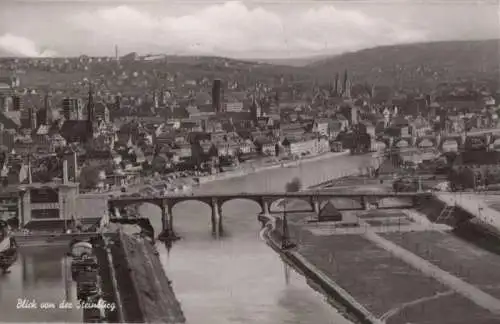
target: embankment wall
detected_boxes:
[260,215,381,324]
[98,231,185,323]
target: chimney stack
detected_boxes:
[72,151,78,181]
[28,156,32,184]
[63,159,68,184]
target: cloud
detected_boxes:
[68,1,427,58]
[0,33,57,57]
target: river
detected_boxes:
[0,153,376,323]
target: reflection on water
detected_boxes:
[0,247,81,322]
[146,155,374,324]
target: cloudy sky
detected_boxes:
[0,0,498,59]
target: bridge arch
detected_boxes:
[169,199,216,236]
[169,197,213,211]
[490,135,500,146]
[393,138,410,148]
[136,202,163,231]
[440,136,463,150]
[376,137,391,149]
[219,197,265,214]
[492,136,500,149]
[415,137,436,148]
[374,141,387,151]
[440,138,460,151]
[268,196,314,213]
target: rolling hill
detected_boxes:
[1,39,498,91]
[306,39,500,88]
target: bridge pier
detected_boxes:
[261,200,270,216]
[360,196,368,210]
[158,203,179,242]
[211,199,223,238]
[257,200,271,228]
[312,198,320,215]
[412,196,422,208]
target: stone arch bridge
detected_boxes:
[377,131,500,151]
[108,191,432,240]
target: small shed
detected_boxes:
[318,201,342,222]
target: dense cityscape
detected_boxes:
[0,33,500,324]
[0,43,499,195]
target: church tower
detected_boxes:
[250,94,261,124]
[333,73,339,97]
[341,70,348,97]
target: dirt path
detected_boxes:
[362,229,500,315]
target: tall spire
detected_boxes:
[43,92,51,125]
[342,70,348,96]
[334,73,339,97]
[86,83,95,142]
[87,83,94,122]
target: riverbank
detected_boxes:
[99,231,185,323]
[196,150,351,185]
[258,172,382,324]
[262,176,500,324]
[113,150,353,196]
[260,214,378,324]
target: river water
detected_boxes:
[0,153,376,323]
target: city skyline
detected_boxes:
[0,0,498,59]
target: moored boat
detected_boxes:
[0,221,17,274]
[0,244,17,273]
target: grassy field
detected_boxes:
[382,231,500,299]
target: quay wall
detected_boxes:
[97,231,185,323]
[260,214,380,324]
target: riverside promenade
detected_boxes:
[263,182,500,324]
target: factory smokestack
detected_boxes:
[63,159,68,184]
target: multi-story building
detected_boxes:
[12,95,23,111]
[313,118,330,137]
[62,98,84,120]
[223,101,244,113]
[17,159,79,229]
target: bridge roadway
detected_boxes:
[108,191,432,240]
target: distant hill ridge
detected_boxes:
[1,39,498,89]
[306,39,500,84]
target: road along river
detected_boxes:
[139,154,378,324]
